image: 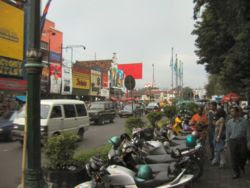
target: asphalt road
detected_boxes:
[0,117,126,188]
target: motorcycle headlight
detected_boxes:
[0,128,3,132]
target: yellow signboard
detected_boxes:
[0,1,24,60]
[72,69,90,90]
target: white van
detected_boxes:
[12,99,89,142]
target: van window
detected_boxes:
[63,105,76,118]
[76,104,87,117]
[17,104,50,119]
[50,106,62,118]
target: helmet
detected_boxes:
[137,165,153,180]
[108,136,121,147]
[186,135,196,148]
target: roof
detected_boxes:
[41,99,85,105]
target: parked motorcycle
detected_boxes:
[75,156,194,188]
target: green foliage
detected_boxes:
[163,105,177,119]
[43,132,79,170]
[146,111,163,128]
[73,144,111,167]
[156,118,170,128]
[124,117,145,135]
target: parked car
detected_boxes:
[88,101,116,125]
[0,111,18,141]
[118,104,144,118]
[145,102,159,114]
[12,99,89,143]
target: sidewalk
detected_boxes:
[192,148,250,188]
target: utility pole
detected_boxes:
[24,0,45,187]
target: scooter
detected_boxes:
[75,157,194,188]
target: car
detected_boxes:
[88,101,116,125]
[118,104,144,118]
[0,111,18,141]
[12,99,89,143]
[145,102,159,114]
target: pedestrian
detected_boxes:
[207,101,217,161]
[225,106,250,179]
[211,107,227,168]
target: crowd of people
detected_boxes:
[173,101,250,179]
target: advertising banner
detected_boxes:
[41,66,49,94]
[110,67,124,88]
[50,63,62,94]
[0,57,22,77]
[0,1,24,61]
[102,72,109,88]
[72,68,90,90]
[90,69,101,96]
[49,51,61,62]
[61,66,72,95]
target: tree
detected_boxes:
[182,87,194,100]
[193,0,250,101]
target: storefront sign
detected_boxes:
[0,1,24,60]
[0,57,22,77]
[72,68,90,90]
[50,63,62,94]
[100,88,110,98]
[0,77,27,91]
[50,51,61,62]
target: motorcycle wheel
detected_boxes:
[186,158,203,182]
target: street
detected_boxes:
[0,117,126,188]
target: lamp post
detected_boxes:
[24,0,45,187]
[63,45,86,64]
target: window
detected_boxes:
[63,105,76,118]
[50,106,62,118]
[76,104,87,117]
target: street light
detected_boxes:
[63,45,86,64]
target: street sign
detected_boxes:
[125,75,135,90]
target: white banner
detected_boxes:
[61,65,72,95]
[100,88,110,98]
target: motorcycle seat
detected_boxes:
[145,155,176,164]
[135,171,174,188]
[135,163,174,173]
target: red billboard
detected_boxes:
[102,72,108,88]
[0,78,27,92]
[118,63,143,79]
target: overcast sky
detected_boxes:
[43,0,208,89]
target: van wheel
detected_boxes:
[98,118,105,125]
[77,129,84,141]
[53,132,60,137]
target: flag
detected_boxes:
[40,0,52,34]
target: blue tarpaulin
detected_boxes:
[16,96,26,103]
